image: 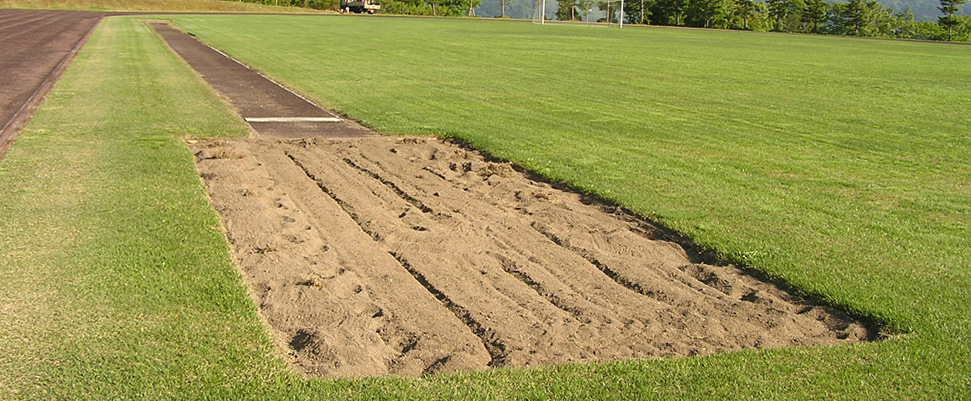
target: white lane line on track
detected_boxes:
[245,117,343,123]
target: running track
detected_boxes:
[0,9,104,156]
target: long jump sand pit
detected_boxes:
[191,136,874,378]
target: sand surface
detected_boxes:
[190,136,872,378]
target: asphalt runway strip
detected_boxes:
[150,21,374,139]
[191,136,876,378]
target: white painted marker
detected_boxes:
[245,117,342,123]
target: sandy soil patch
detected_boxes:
[191,136,873,378]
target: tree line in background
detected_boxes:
[228,0,969,41]
[237,0,476,16]
[569,0,968,40]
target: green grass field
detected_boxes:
[170,16,971,331]
[0,13,969,399]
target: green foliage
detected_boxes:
[879,0,971,21]
[801,0,827,32]
[684,0,731,27]
[374,0,478,15]
[244,0,339,9]
[844,0,900,36]
[821,0,933,37]
[949,14,971,38]
[379,0,436,14]
[557,0,581,20]
[596,0,620,22]
[904,18,949,37]
[220,0,478,14]
[767,0,804,31]
[729,0,770,30]
[650,0,688,24]
[939,0,967,39]
[475,0,530,18]
[471,0,971,41]
[621,0,654,23]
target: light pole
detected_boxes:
[619,0,624,27]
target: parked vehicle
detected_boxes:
[341,0,380,13]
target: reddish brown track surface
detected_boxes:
[0,9,104,157]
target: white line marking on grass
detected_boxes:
[245,117,343,123]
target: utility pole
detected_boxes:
[620,0,624,27]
